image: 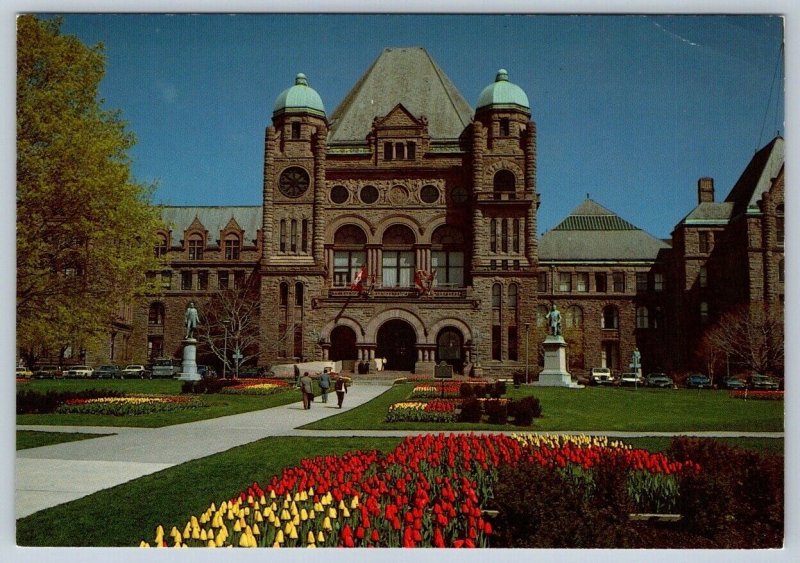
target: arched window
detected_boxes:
[333,225,367,286]
[188,234,204,260]
[508,283,518,308]
[295,282,304,306]
[493,170,516,199]
[154,235,168,258]
[301,219,308,253]
[224,233,240,260]
[492,283,502,308]
[636,306,649,329]
[290,220,298,253]
[279,282,289,307]
[382,224,416,288]
[148,302,165,325]
[602,306,619,329]
[566,305,583,328]
[280,220,287,253]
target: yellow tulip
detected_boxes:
[300,508,309,521]
[255,511,264,523]
[215,531,226,547]
[307,543,317,549]
[207,540,216,548]
[292,514,300,526]
[322,516,332,531]
[210,502,217,512]
[317,531,325,543]
[272,541,280,548]
[233,520,242,533]
[338,500,346,510]
[220,501,228,511]
[307,531,316,544]
[289,526,298,540]
[139,541,150,548]
[293,492,301,502]
[259,495,266,504]
[200,529,207,541]
[276,530,285,544]
[308,509,316,519]
[350,496,359,509]
[328,507,337,519]
[192,528,200,540]
[270,502,278,511]
[284,521,293,535]
[252,524,261,536]
[314,501,324,512]
[270,490,276,499]
[238,533,250,547]
[300,490,308,501]
[281,509,291,520]
[247,494,254,504]
[243,506,250,516]
[169,526,180,538]
[308,487,315,496]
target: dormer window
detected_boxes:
[224,234,241,260]
[382,140,416,161]
[188,235,204,260]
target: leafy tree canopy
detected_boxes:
[17,15,162,365]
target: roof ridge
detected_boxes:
[423,48,472,130]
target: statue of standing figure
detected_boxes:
[631,347,641,369]
[185,302,199,339]
[546,304,562,336]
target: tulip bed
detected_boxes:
[385,400,460,423]
[220,379,291,396]
[56,394,207,416]
[141,433,700,548]
[729,390,784,400]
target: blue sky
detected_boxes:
[56,14,784,239]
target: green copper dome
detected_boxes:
[476,69,530,113]
[273,73,326,118]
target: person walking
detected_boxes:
[319,369,331,403]
[300,371,313,410]
[334,375,348,408]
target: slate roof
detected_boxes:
[160,206,262,247]
[539,199,670,261]
[328,47,474,143]
[677,136,783,226]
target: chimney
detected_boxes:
[698,177,714,204]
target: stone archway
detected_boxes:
[376,319,417,371]
[436,327,464,374]
[329,325,357,362]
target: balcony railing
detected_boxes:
[327,284,468,300]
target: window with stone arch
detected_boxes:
[382,224,416,288]
[565,305,583,329]
[636,306,649,329]
[493,170,516,200]
[602,305,619,329]
[224,233,241,260]
[188,234,204,260]
[431,225,465,287]
[148,302,165,325]
[279,282,289,307]
[333,225,367,287]
[154,235,168,258]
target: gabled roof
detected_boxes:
[539,199,670,261]
[681,202,735,225]
[724,136,784,216]
[161,206,262,247]
[328,47,474,144]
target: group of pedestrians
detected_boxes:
[298,369,348,410]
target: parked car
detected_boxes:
[151,358,181,378]
[589,367,615,386]
[685,373,712,389]
[33,365,62,379]
[93,365,121,379]
[64,365,94,378]
[620,372,644,386]
[645,373,674,388]
[748,374,780,391]
[721,377,747,390]
[121,364,149,379]
[16,366,33,379]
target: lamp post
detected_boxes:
[222,319,230,379]
[525,322,531,384]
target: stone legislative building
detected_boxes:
[126,48,784,378]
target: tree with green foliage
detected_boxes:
[17,15,162,366]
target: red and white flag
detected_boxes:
[351,264,368,292]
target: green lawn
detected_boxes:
[16,436,404,547]
[16,379,304,427]
[17,430,112,450]
[300,383,784,432]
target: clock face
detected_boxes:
[451,186,468,204]
[278,167,310,198]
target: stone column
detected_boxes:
[177,338,200,381]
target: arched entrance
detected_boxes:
[436,328,464,374]
[329,325,357,361]
[376,319,417,371]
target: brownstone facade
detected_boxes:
[126,49,783,379]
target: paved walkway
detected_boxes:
[16,383,784,519]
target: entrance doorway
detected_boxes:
[436,328,464,374]
[329,325,357,361]
[376,319,417,371]
[601,341,620,371]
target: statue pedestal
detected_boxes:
[177,338,201,381]
[534,335,583,388]
[414,361,435,377]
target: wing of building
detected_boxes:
[116,48,782,380]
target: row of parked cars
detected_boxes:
[585,367,781,390]
[22,364,153,379]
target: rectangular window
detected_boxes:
[537,271,547,292]
[490,219,497,252]
[513,259,520,270]
[406,142,416,160]
[161,271,172,290]
[333,251,365,286]
[279,220,286,253]
[699,266,708,288]
[291,122,301,140]
[382,251,414,287]
[395,142,405,160]
[653,272,664,292]
[384,142,393,161]
[500,118,510,136]
[492,325,502,360]
[224,239,240,260]
[154,240,167,258]
[188,239,203,260]
[234,271,245,289]
[559,272,572,292]
[508,326,518,361]
[636,272,648,292]
[218,271,229,290]
[301,220,308,253]
[198,270,208,290]
[490,259,497,271]
[181,271,192,290]
[699,231,713,253]
[290,220,297,253]
[512,219,520,253]
[595,272,607,293]
[576,273,589,292]
[501,259,509,270]
[501,219,509,253]
[612,272,625,292]
[431,251,464,287]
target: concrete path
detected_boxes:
[16,382,784,519]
